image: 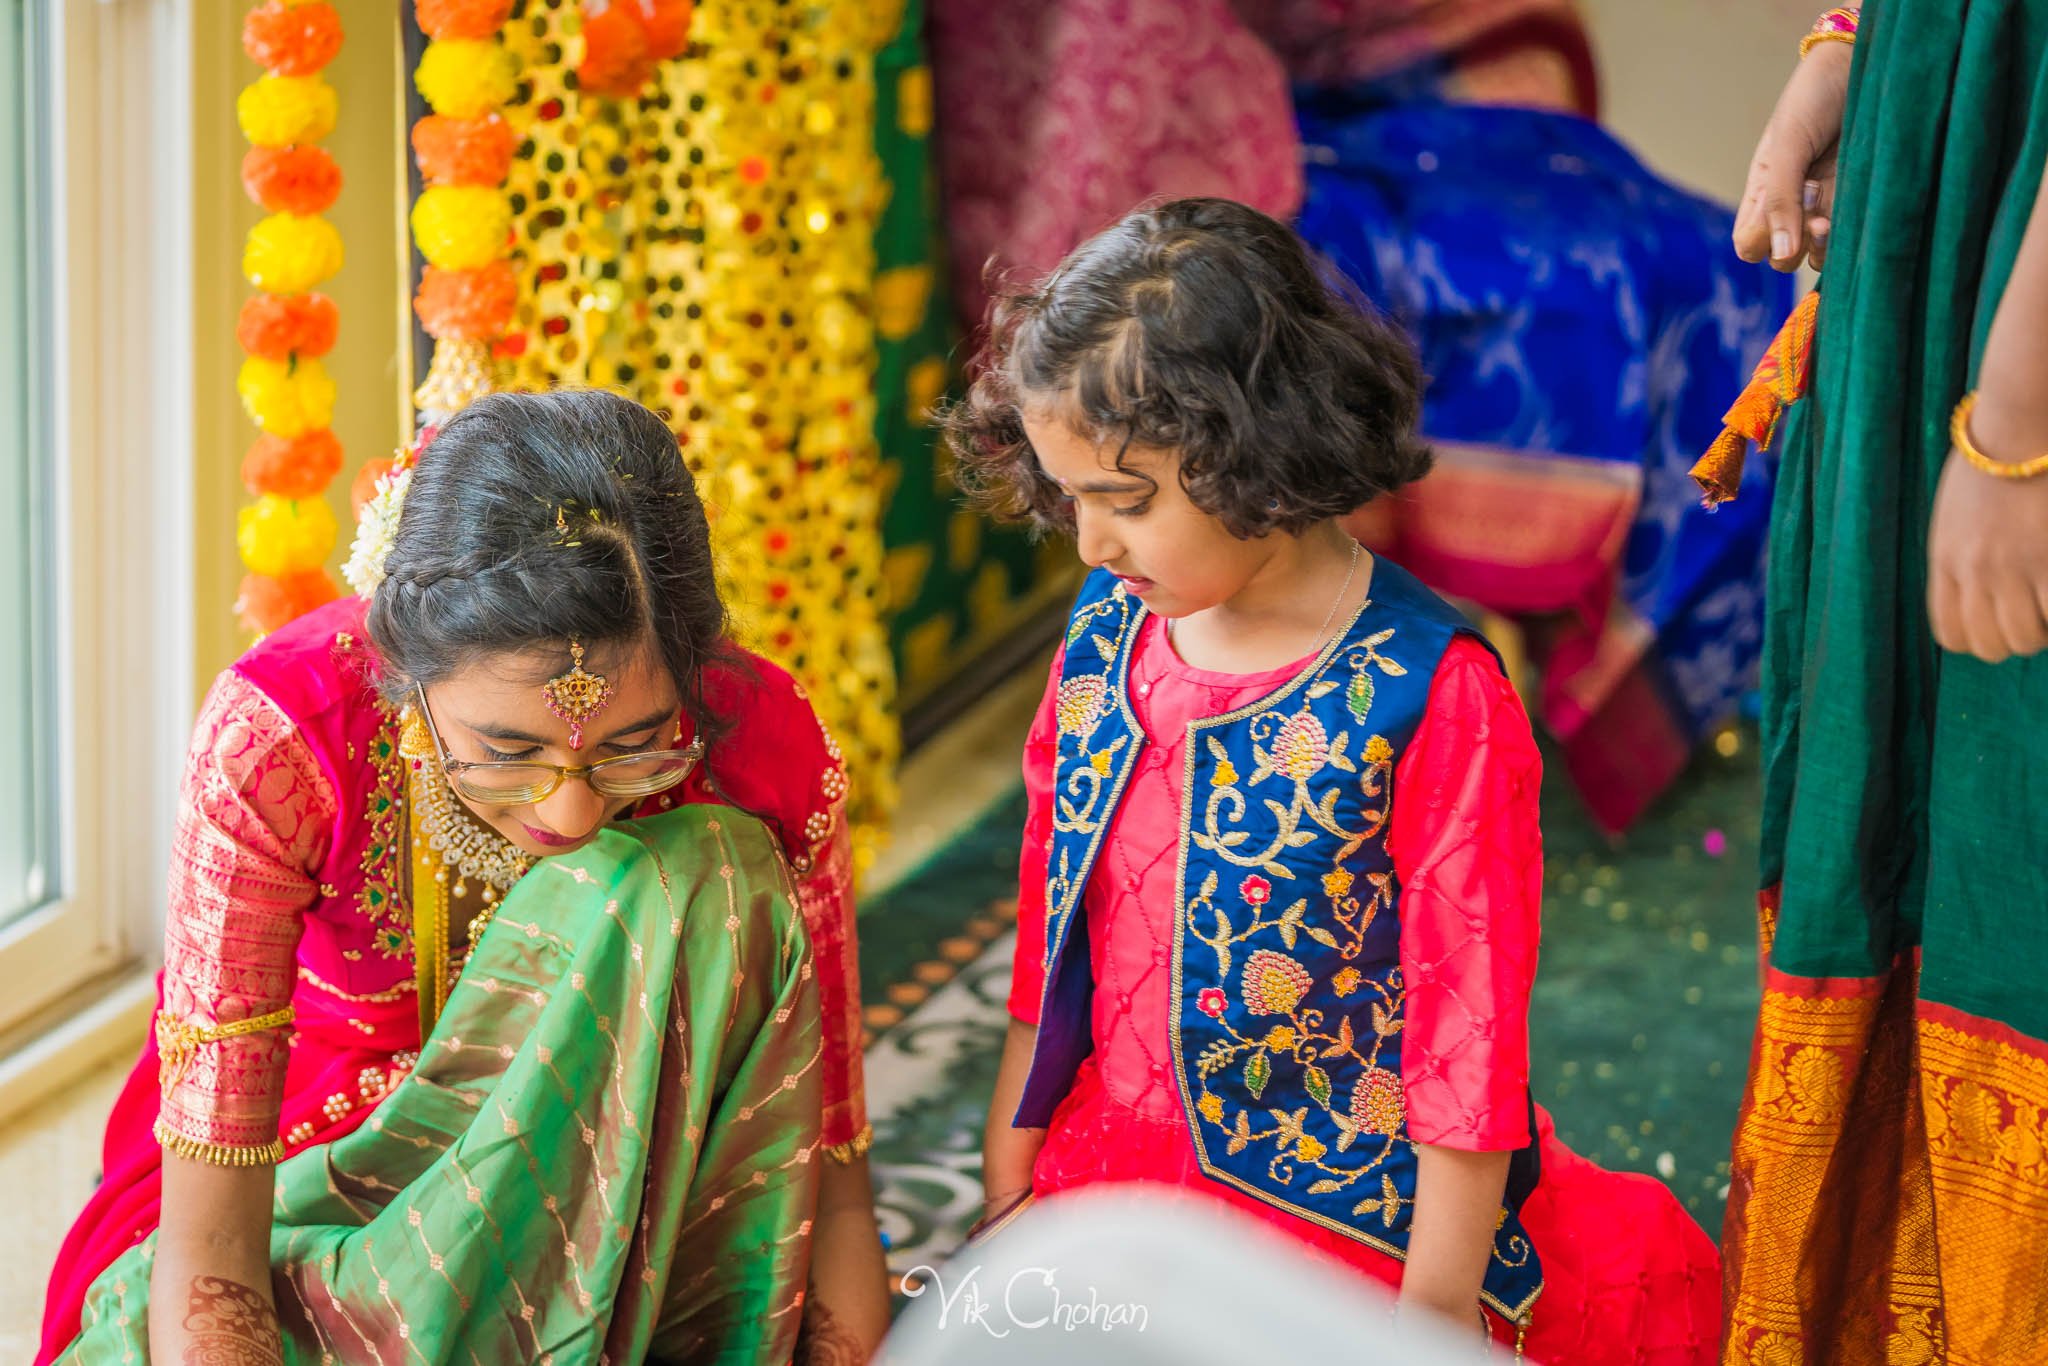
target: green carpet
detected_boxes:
[858,735,1764,1268]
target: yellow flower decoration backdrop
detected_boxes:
[480,0,902,865]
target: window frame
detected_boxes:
[0,0,194,1031]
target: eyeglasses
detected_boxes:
[413,686,704,807]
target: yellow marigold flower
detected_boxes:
[237,355,336,438]
[237,493,337,578]
[413,39,518,119]
[1297,1134,1327,1163]
[1265,1025,1297,1051]
[1323,868,1355,900]
[1363,735,1394,765]
[410,186,510,271]
[236,74,338,147]
[1198,1093,1224,1124]
[242,213,344,294]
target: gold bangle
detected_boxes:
[153,1118,286,1168]
[1799,29,1856,58]
[822,1124,874,1164]
[1951,392,2048,480]
[155,1005,296,1089]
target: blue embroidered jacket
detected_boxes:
[1015,561,1544,1322]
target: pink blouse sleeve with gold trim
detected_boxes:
[701,656,870,1161]
[156,670,334,1164]
[1006,649,1064,1026]
[1389,634,1543,1153]
[794,792,870,1160]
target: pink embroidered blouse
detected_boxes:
[155,597,869,1165]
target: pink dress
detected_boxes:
[1008,618,1720,1363]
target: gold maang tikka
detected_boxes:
[542,638,614,750]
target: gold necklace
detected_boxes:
[399,710,533,1036]
[1307,540,1363,657]
[412,757,531,900]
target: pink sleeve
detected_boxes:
[157,671,333,1164]
[1006,649,1065,1026]
[1390,635,1543,1152]
[690,657,869,1158]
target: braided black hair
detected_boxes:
[366,389,736,739]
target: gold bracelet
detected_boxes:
[1951,392,2048,480]
[155,1005,296,1089]
[1800,6,1859,59]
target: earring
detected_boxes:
[399,704,435,763]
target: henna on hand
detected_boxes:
[179,1275,283,1366]
[793,1298,866,1366]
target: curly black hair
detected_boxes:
[940,196,1431,540]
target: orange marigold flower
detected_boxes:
[241,144,342,216]
[237,568,340,637]
[242,429,344,499]
[635,0,694,61]
[577,4,653,99]
[237,292,339,360]
[413,0,513,41]
[411,113,515,187]
[350,456,395,518]
[414,261,518,341]
[242,1,344,77]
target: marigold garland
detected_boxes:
[236,292,339,360]
[241,144,342,215]
[410,186,511,272]
[241,212,344,293]
[237,354,336,438]
[415,260,517,341]
[234,0,347,636]
[413,0,512,43]
[414,38,519,118]
[241,1,342,75]
[410,113,515,186]
[388,3,519,453]
[236,73,337,146]
[577,1,692,98]
[243,429,344,499]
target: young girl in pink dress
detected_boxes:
[945,197,1720,1361]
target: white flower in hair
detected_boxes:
[342,463,413,598]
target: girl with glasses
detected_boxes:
[40,390,886,1364]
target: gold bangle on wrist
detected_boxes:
[1800,6,1859,58]
[1951,392,2048,480]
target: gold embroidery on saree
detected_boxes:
[357,710,411,959]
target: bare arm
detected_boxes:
[1928,146,2048,662]
[795,1154,891,1364]
[150,1156,283,1365]
[981,1018,1046,1221]
[1400,1146,1513,1338]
